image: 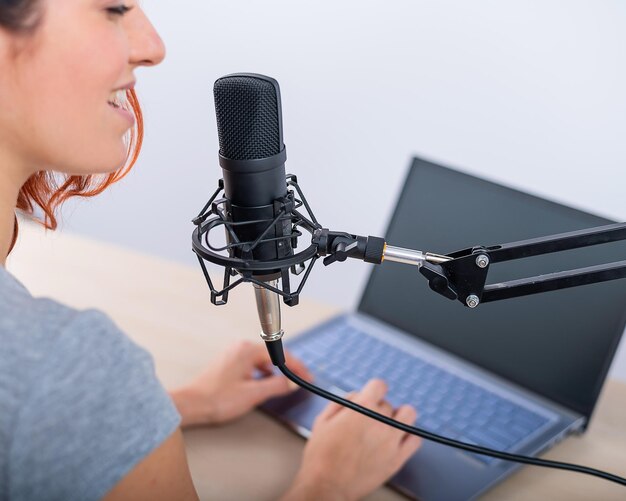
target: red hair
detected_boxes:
[8,89,144,255]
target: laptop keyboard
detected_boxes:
[287,321,551,464]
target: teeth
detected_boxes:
[108,89,127,107]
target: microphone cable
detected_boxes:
[265,340,626,488]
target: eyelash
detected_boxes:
[107,5,133,17]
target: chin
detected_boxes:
[64,157,126,177]
[90,142,130,174]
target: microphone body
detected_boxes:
[214,74,292,275]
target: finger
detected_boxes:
[257,362,274,377]
[233,339,256,356]
[398,432,422,463]
[248,344,282,378]
[376,399,394,417]
[226,340,259,377]
[283,349,314,382]
[317,391,357,422]
[249,343,314,382]
[393,404,418,434]
[245,375,293,404]
[353,379,388,407]
[249,343,272,367]
[393,405,422,461]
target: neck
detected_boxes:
[0,148,35,268]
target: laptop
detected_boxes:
[260,156,626,500]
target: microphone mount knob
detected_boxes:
[323,241,359,266]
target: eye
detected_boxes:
[106,5,134,17]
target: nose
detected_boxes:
[128,7,166,68]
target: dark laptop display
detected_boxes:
[359,157,626,422]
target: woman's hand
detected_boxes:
[169,340,313,427]
[281,379,422,501]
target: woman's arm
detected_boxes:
[169,385,215,428]
[102,428,198,501]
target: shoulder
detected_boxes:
[0,268,181,501]
[0,266,77,352]
[0,267,80,448]
[0,265,152,380]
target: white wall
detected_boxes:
[59,0,626,380]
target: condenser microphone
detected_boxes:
[213,73,293,341]
[213,73,292,277]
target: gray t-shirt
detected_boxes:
[0,266,181,500]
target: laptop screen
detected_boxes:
[358,157,626,421]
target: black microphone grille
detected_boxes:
[213,74,284,161]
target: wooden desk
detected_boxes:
[7,220,626,500]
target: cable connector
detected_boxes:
[265,339,286,366]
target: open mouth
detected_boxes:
[107,89,127,109]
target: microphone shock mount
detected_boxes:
[192,174,322,307]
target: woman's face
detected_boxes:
[0,0,165,176]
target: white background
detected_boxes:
[58,1,626,380]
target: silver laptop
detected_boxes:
[260,157,626,500]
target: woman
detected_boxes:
[0,1,422,500]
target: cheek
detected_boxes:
[36,95,130,175]
[22,34,130,173]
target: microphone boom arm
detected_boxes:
[425,222,626,308]
[318,222,626,308]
